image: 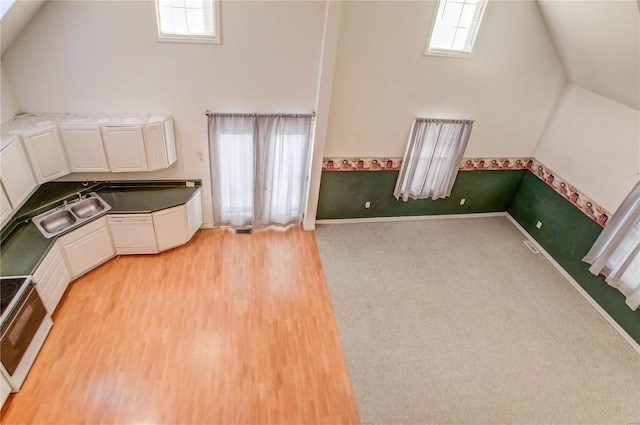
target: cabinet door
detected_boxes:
[186,190,202,239]
[60,127,110,172]
[33,243,71,314]
[0,184,13,224]
[22,127,70,183]
[61,225,115,278]
[153,205,188,252]
[101,126,148,172]
[1,371,13,406]
[143,118,177,171]
[0,140,37,208]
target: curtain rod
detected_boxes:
[206,111,316,118]
[413,117,474,124]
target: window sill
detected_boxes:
[156,37,220,45]
[423,50,475,59]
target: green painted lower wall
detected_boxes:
[508,172,640,345]
[317,170,526,219]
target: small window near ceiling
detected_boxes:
[155,0,220,44]
[425,0,489,57]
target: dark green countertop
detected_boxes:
[1,181,201,276]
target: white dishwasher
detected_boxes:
[107,214,158,255]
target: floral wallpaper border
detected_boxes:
[321,157,532,171]
[528,158,611,227]
[321,156,611,227]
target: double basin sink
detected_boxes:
[33,193,112,238]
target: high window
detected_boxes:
[426,0,489,56]
[154,0,219,43]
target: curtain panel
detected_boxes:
[208,113,312,229]
[394,118,473,201]
[583,180,640,310]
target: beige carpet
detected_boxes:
[315,216,640,424]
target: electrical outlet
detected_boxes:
[536,221,542,229]
[365,201,371,209]
[186,181,195,187]
[460,198,466,205]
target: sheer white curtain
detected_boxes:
[209,114,256,227]
[256,116,311,227]
[394,118,473,201]
[209,113,312,228]
[583,180,640,310]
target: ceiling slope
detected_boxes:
[537,0,639,110]
[1,0,46,56]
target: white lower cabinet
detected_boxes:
[1,372,11,408]
[108,214,158,255]
[59,217,115,279]
[153,205,188,252]
[33,242,71,314]
[186,191,203,239]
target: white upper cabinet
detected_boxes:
[59,126,110,172]
[101,126,149,172]
[0,183,13,225]
[21,126,70,183]
[0,139,38,208]
[144,115,177,171]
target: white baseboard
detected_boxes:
[505,214,640,354]
[315,212,506,225]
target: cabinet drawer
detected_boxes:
[40,260,70,312]
[33,243,62,284]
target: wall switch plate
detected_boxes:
[536,221,542,229]
[365,201,371,208]
[460,199,466,205]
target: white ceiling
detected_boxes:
[1,0,46,55]
[1,0,638,110]
[537,0,640,110]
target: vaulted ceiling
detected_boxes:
[1,0,639,110]
[537,0,639,110]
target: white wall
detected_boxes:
[534,84,640,213]
[1,61,20,124]
[2,0,325,226]
[324,0,565,158]
[537,0,639,110]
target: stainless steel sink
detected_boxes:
[33,193,111,238]
[38,210,77,234]
[70,198,107,218]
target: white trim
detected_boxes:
[316,212,506,225]
[303,1,342,231]
[424,0,490,58]
[505,214,640,354]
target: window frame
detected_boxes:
[154,0,221,45]
[424,0,490,58]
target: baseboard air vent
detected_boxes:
[523,240,540,253]
[236,229,252,235]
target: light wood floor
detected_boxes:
[1,228,359,424]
